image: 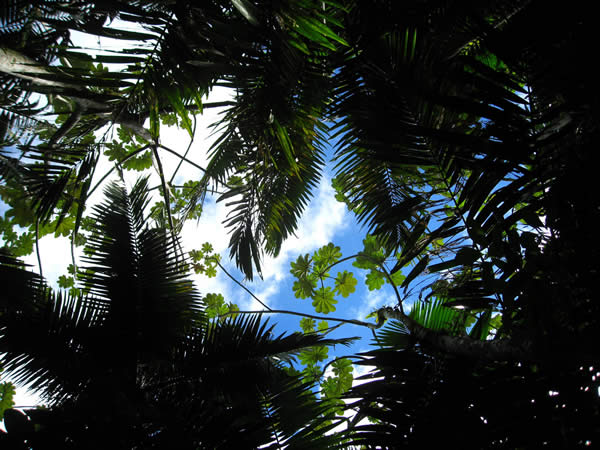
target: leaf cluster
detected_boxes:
[290,242,358,314]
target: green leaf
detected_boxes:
[317,320,329,333]
[322,358,353,403]
[489,313,503,331]
[217,303,229,316]
[294,16,347,49]
[353,235,386,269]
[302,364,322,382]
[0,382,16,420]
[293,275,317,299]
[365,270,385,291]
[164,88,193,137]
[312,243,342,274]
[312,286,337,314]
[227,303,240,320]
[332,358,353,380]
[205,292,225,319]
[299,346,329,366]
[334,270,357,297]
[57,274,75,289]
[389,270,406,286]
[300,317,316,333]
[290,253,312,278]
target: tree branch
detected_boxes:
[152,145,175,234]
[211,258,272,311]
[158,143,208,174]
[378,307,534,361]
[219,309,383,330]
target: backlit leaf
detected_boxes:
[334,270,357,297]
[312,286,337,314]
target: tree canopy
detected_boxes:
[1,0,599,448]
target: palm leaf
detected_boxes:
[151,313,352,448]
[0,252,102,404]
[79,177,202,358]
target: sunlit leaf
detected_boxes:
[300,317,316,333]
[334,270,357,297]
[317,320,329,333]
[293,275,317,299]
[312,286,337,314]
[365,270,385,291]
[299,346,329,366]
[290,253,312,278]
[313,243,342,275]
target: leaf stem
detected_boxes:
[210,258,272,311]
[35,219,43,278]
[87,144,150,197]
[169,115,196,184]
[158,143,208,175]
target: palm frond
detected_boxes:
[148,313,352,448]
[329,1,564,329]
[79,177,202,355]
[0,252,101,403]
[408,297,468,335]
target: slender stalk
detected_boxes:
[157,100,236,116]
[169,115,197,184]
[152,144,175,234]
[87,144,150,197]
[70,231,77,283]
[315,322,344,337]
[158,143,208,175]
[35,219,43,278]
[210,258,272,311]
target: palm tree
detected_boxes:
[0,176,348,448]
[343,315,600,448]
[326,1,600,446]
[2,1,600,445]
[0,1,346,279]
[329,0,600,355]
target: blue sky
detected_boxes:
[0,25,401,410]
[1,86,400,410]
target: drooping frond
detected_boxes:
[79,177,203,358]
[0,252,102,403]
[147,313,353,448]
[329,1,575,325]
[197,0,345,279]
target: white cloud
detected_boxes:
[247,176,349,305]
[22,235,74,289]
[353,289,389,323]
[155,86,232,184]
[178,170,349,312]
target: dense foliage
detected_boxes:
[1,0,599,448]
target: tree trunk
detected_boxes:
[378,307,534,362]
